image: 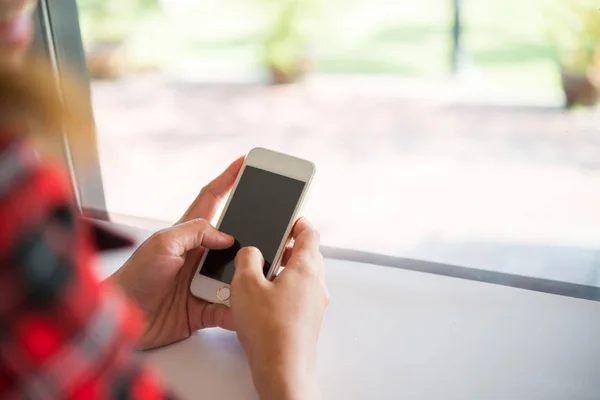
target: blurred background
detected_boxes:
[75,0,600,286]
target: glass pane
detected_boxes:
[463,0,559,99]
[77,0,600,287]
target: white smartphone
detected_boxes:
[190,147,315,306]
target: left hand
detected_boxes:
[111,157,244,350]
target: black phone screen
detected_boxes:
[199,165,306,284]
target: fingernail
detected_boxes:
[223,232,234,241]
[301,217,313,228]
[217,229,233,239]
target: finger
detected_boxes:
[286,217,323,272]
[201,303,234,330]
[189,300,234,331]
[156,219,234,258]
[280,245,293,266]
[179,156,244,223]
[233,246,267,284]
[290,217,320,255]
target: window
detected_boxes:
[40,0,600,297]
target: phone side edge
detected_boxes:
[265,160,315,281]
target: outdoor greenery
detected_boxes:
[261,0,322,80]
[76,0,589,94]
[76,0,161,43]
[550,0,600,72]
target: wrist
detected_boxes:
[104,268,147,321]
[107,267,138,306]
[104,268,154,350]
[251,352,319,400]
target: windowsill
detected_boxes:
[91,213,600,302]
[97,221,600,400]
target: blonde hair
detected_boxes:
[0,57,94,153]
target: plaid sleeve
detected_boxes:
[0,142,170,399]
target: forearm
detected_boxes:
[251,352,320,400]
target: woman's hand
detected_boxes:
[111,157,243,350]
[231,218,329,400]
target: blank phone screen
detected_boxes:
[199,165,305,284]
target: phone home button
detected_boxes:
[216,286,230,302]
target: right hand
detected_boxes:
[231,218,329,400]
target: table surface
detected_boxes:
[98,223,600,400]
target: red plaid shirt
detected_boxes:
[0,138,170,399]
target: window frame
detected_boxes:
[32,0,108,219]
[38,0,600,303]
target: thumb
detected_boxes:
[157,218,234,258]
[233,246,267,284]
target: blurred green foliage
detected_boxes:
[76,0,160,43]
[262,0,322,76]
[550,0,600,72]
[75,0,574,95]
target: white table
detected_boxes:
[98,224,600,400]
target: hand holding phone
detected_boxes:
[190,147,315,305]
[231,218,329,400]
[186,149,327,397]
